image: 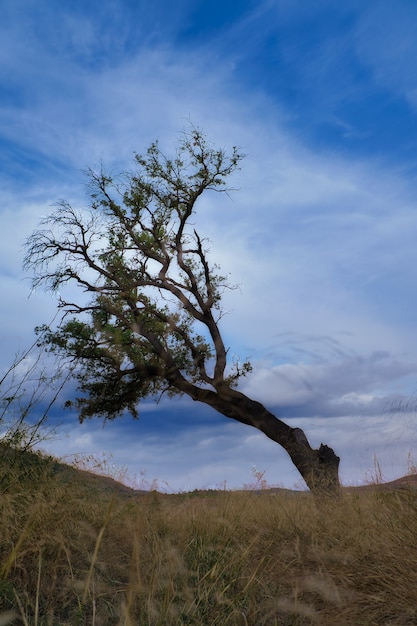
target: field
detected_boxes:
[0,444,417,625]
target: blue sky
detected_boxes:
[2,0,417,490]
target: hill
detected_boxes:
[1,444,417,625]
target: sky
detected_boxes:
[2,0,417,490]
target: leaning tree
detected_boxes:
[24,129,340,493]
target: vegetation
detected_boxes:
[24,127,339,493]
[1,443,416,625]
[0,336,70,454]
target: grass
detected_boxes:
[0,444,417,625]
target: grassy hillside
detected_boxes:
[0,444,416,625]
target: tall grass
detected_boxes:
[0,446,416,625]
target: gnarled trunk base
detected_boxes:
[303,443,340,493]
[284,427,340,494]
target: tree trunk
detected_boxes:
[183,382,341,494]
[288,431,340,494]
[233,401,341,494]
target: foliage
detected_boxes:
[25,128,250,422]
[0,334,69,454]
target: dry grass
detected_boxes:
[0,446,416,625]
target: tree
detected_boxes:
[24,128,340,493]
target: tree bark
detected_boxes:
[181,381,340,494]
